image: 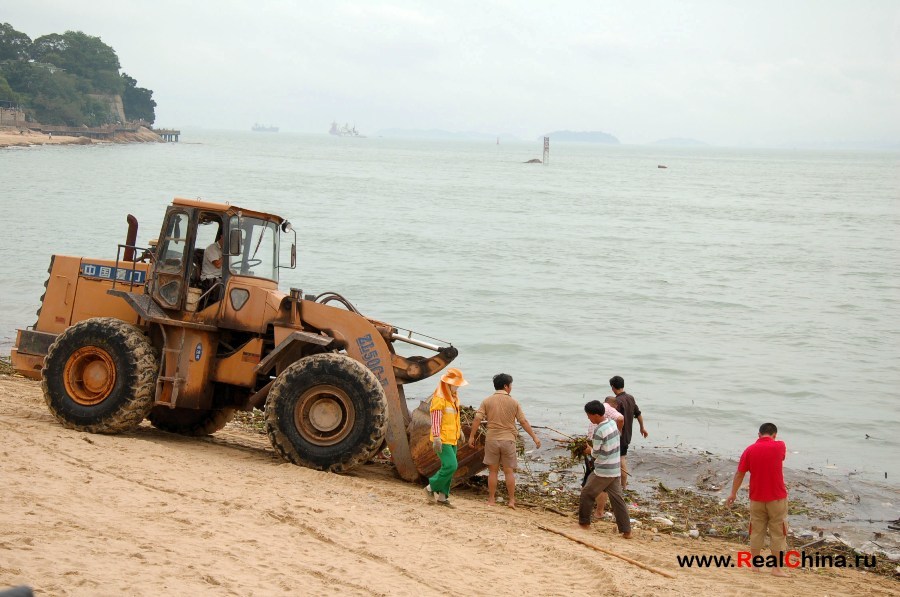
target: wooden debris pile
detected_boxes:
[0,356,16,376]
[230,409,267,434]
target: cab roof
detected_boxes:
[172,197,285,224]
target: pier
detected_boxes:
[26,123,180,142]
[35,124,135,140]
[154,129,180,142]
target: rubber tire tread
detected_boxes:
[42,317,157,434]
[148,406,236,436]
[265,353,387,473]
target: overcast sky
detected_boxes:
[3,1,898,146]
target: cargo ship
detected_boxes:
[252,123,279,132]
[329,121,364,137]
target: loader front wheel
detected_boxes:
[148,406,236,436]
[42,318,157,433]
[266,353,387,473]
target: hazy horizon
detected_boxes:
[3,1,899,148]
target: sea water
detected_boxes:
[1,131,897,488]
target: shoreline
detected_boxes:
[0,126,163,148]
[2,372,899,593]
[2,354,897,571]
[515,439,900,560]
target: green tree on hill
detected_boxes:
[0,74,19,103]
[0,22,32,61]
[31,31,123,94]
[0,22,156,125]
[122,73,156,123]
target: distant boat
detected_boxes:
[252,123,279,133]
[329,121,365,138]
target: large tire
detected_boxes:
[148,406,236,436]
[41,317,157,434]
[266,353,387,473]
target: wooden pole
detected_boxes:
[537,525,676,579]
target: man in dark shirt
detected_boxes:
[609,375,647,490]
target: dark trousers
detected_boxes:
[579,473,631,533]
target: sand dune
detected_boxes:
[0,375,896,596]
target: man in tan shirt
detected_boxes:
[468,373,541,508]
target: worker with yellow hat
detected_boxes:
[423,367,468,507]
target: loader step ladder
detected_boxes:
[156,326,187,406]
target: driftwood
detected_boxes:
[517,502,569,517]
[537,525,676,579]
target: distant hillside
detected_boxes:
[542,130,620,143]
[653,137,708,147]
[0,22,156,126]
[376,128,519,141]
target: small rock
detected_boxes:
[651,516,674,527]
[652,535,662,542]
[547,472,560,483]
[689,530,700,539]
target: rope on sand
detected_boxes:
[536,525,676,579]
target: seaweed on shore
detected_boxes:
[230,409,267,434]
[0,356,16,376]
[563,436,591,460]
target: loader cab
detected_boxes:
[226,215,280,282]
[151,206,230,311]
[149,200,295,314]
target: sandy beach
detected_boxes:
[0,374,896,596]
[0,127,162,148]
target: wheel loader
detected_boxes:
[10,198,486,483]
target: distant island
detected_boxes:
[653,137,709,147]
[542,130,620,144]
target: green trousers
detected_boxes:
[428,444,458,497]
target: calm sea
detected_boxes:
[1,131,898,486]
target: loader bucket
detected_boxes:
[406,401,487,485]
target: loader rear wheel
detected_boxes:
[42,318,157,434]
[148,406,236,436]
[265,353,387,473]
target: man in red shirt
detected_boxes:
[726,423,788,576]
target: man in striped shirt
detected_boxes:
[578,400,632,537]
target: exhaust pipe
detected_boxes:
[123,214,138,261]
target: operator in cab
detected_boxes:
[200,228,223,303]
